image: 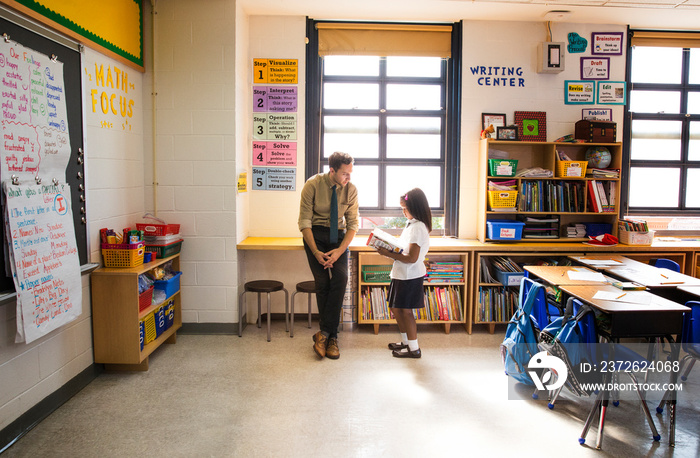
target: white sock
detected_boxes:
[408,339,419,351]
[400,332,408,345]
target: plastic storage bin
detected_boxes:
[145,240,183,259]
[164,299,175,330]
[619,229,654,246]
[488,159,518,177]
[556,160,588,177]
[488,190,518,210]
[139,286,154,312]
[153,272,182,300]
[153,304,166,338]
[495,268,525,286]
[136,223,180,237]
[142,312,156,345]
[486,220,525,240]
[102,242,145,268]
[361,265,392,283]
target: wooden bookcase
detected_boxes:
[478,139,622,242]
[91,254,182,371]
[357,251,468,334]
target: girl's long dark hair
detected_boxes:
[401,188,432,232]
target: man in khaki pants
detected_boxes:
[298,152,358,359]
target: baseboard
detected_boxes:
[0,363,102,454]
[179,322,238,334]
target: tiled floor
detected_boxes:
[4,323,700,457]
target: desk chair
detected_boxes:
[238,280,289,342]
[290,281,316,337]
[656,301,700,445]
[574,296,661,448]
[650,258,681,273]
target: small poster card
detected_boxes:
[565,81,596,104]
[580,57,609,80]
[591,32,624,55]
[597,81,626,105]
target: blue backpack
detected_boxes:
[500,278,545,386]
[538,297,599,396]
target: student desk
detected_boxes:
[524,265,610,286]
[559,284,689,448]
[603,266,700,289]
[677,285,700,298]
[568,255,649,270]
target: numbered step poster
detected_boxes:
[253,113,297,141]
[4,182,81,344]
[253,141,297,167]
[252,167,296,191]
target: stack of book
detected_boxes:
[519,180,584,212]
[567,223,587,238]
[418,286,463,321]
[425,261,464,283]
[587,168,620,178]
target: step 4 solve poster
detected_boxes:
[3,182,81,344]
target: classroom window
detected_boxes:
[306,20,462,235]
[625,33,700,217]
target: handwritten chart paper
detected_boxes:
[0,39,71,182]
[4,183,81,343]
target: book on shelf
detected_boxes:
[618,218,649,231]
[587,168,620,178]
[366,228,407,253]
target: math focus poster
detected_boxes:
[0,38,72,183]
[4,183,81,344]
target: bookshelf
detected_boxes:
[478,139,622,242]
[471,252,573,334]
[357,251,468,334]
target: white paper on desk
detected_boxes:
[567,270,607,282]
[585,259,623,266]
[593,291,652,305]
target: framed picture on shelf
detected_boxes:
[497,126,518,141]
[481,113,506,131]
[514,111,546,142]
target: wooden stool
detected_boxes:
[290,281,317,337]
[238,280,289,342]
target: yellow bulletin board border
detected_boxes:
[1,0,144,71]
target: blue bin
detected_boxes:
[154,305,166,338]
[153,272,182,300]
[164,300,175,330]
[139,320,145,351]
[487,220,525,241]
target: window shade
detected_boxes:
[317,23,452,57]
[631,31,700,49]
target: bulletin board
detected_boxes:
[0,14,86,294]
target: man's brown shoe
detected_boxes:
[326,337,340,359]
[313,331,327,358]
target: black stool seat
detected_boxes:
[296,280,317,294]
[245,280,284,293]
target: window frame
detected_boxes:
[624,30,700,216]
[305,19,462,235]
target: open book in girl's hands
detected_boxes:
[366,228,407,254]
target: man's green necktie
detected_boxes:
[330,185,338,244]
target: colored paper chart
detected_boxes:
[252,167,296,191]
[253,141,297,166]
[4,182,82,344]
[253,86,297,112]
[0,38,72,183]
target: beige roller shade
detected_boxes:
[631,31,700,49]
[317,23,452,57]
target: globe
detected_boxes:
[585,146,611,169]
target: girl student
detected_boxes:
[375,188,432,358]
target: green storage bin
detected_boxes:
[488,159,518,177]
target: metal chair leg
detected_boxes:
[257,293,262,328]
[266,292,271,342]
[307,293,312,328]
[290,291,298,337]
[238,290,246,337]
[284,288,289,332]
